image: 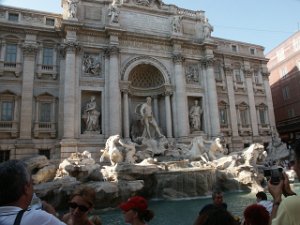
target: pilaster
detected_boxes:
[19,42,38,139]
[172,53,189,138]
[202,57,220,137]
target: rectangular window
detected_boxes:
[231,45,237,52]
[45,18,55,26]
[240,110,248,127]
[259,109,266,125]
[42,48,53,66]
[5,44,17,63]
[293,38,300,51]
[282,86,290,100]
[219,109,227,125]
[214,65,222,81]
[254,71,259,84]
[276,49,285,62]
[0,151,10,163]
[8,13,19,22]
[280,67,288,79]
[1,101,13,121]
[250,48,255,55]
[234,69,242,82]
[39,103,51,122]
[288,108,295,118]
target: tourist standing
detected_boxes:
[193,190,228,225]
[268,139,300,225]
[119,196,154,225]
[0,160,65,225]
[62,186,101,225]
[255,191,273,214]
[194,207,238,225]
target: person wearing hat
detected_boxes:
[119,196,154,225]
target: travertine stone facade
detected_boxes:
[0,0,275,160]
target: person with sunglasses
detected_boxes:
[62,186,101,225]
[119,196,154,225]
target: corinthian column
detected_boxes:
[164,91,173,138]
[122,89,130,139]
[224,66,239,137]
[62,41,80,138]
[203,58,220,137]
[173,54,189,138]
[244,69,259,136]
[19,42,38,139]
[106,46,121,135]
[262,72,276,128]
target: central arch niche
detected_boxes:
[127,63,169,139]
[129,64,165,89]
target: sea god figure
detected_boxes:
[82,96,100,132]
[140,97,163,139]
[189,99,203,131]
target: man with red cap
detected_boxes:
[119,196,154,225]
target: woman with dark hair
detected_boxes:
[119,196,154,225]
[243,204,270,225]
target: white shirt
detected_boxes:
[0,206,66,225]
[258,200,273,214]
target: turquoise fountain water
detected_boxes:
[98,183,300,225]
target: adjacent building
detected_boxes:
[267,31,300,145]
[0,0,275,161]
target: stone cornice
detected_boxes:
[105,26,125,37]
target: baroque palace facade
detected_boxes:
[0,0,275,161]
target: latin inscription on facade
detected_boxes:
[121,13,169,33]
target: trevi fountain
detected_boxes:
[0,0,295,215]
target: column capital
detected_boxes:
[243,69,252,78]
[60,41,80,57]
[201,58,214,68]
[21,43,38,56]
[172,53,185,63]
[121,88,129,94]
[163,91,173,96]
[224,65,233,75]
[104,46,120,57]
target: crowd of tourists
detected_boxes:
[1,139,300,225]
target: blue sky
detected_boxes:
[1,0,300,53]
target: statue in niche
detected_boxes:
[189,99,203,131]
[67,0,79,18]
[82,96,101,132]
[83,55,101,75]
[138,97,163,139]
[108,1,120,24]
[172,16,183,33]
[186,65,199,83]
[136,0,150,6]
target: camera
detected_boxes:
[263,166,283,185]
